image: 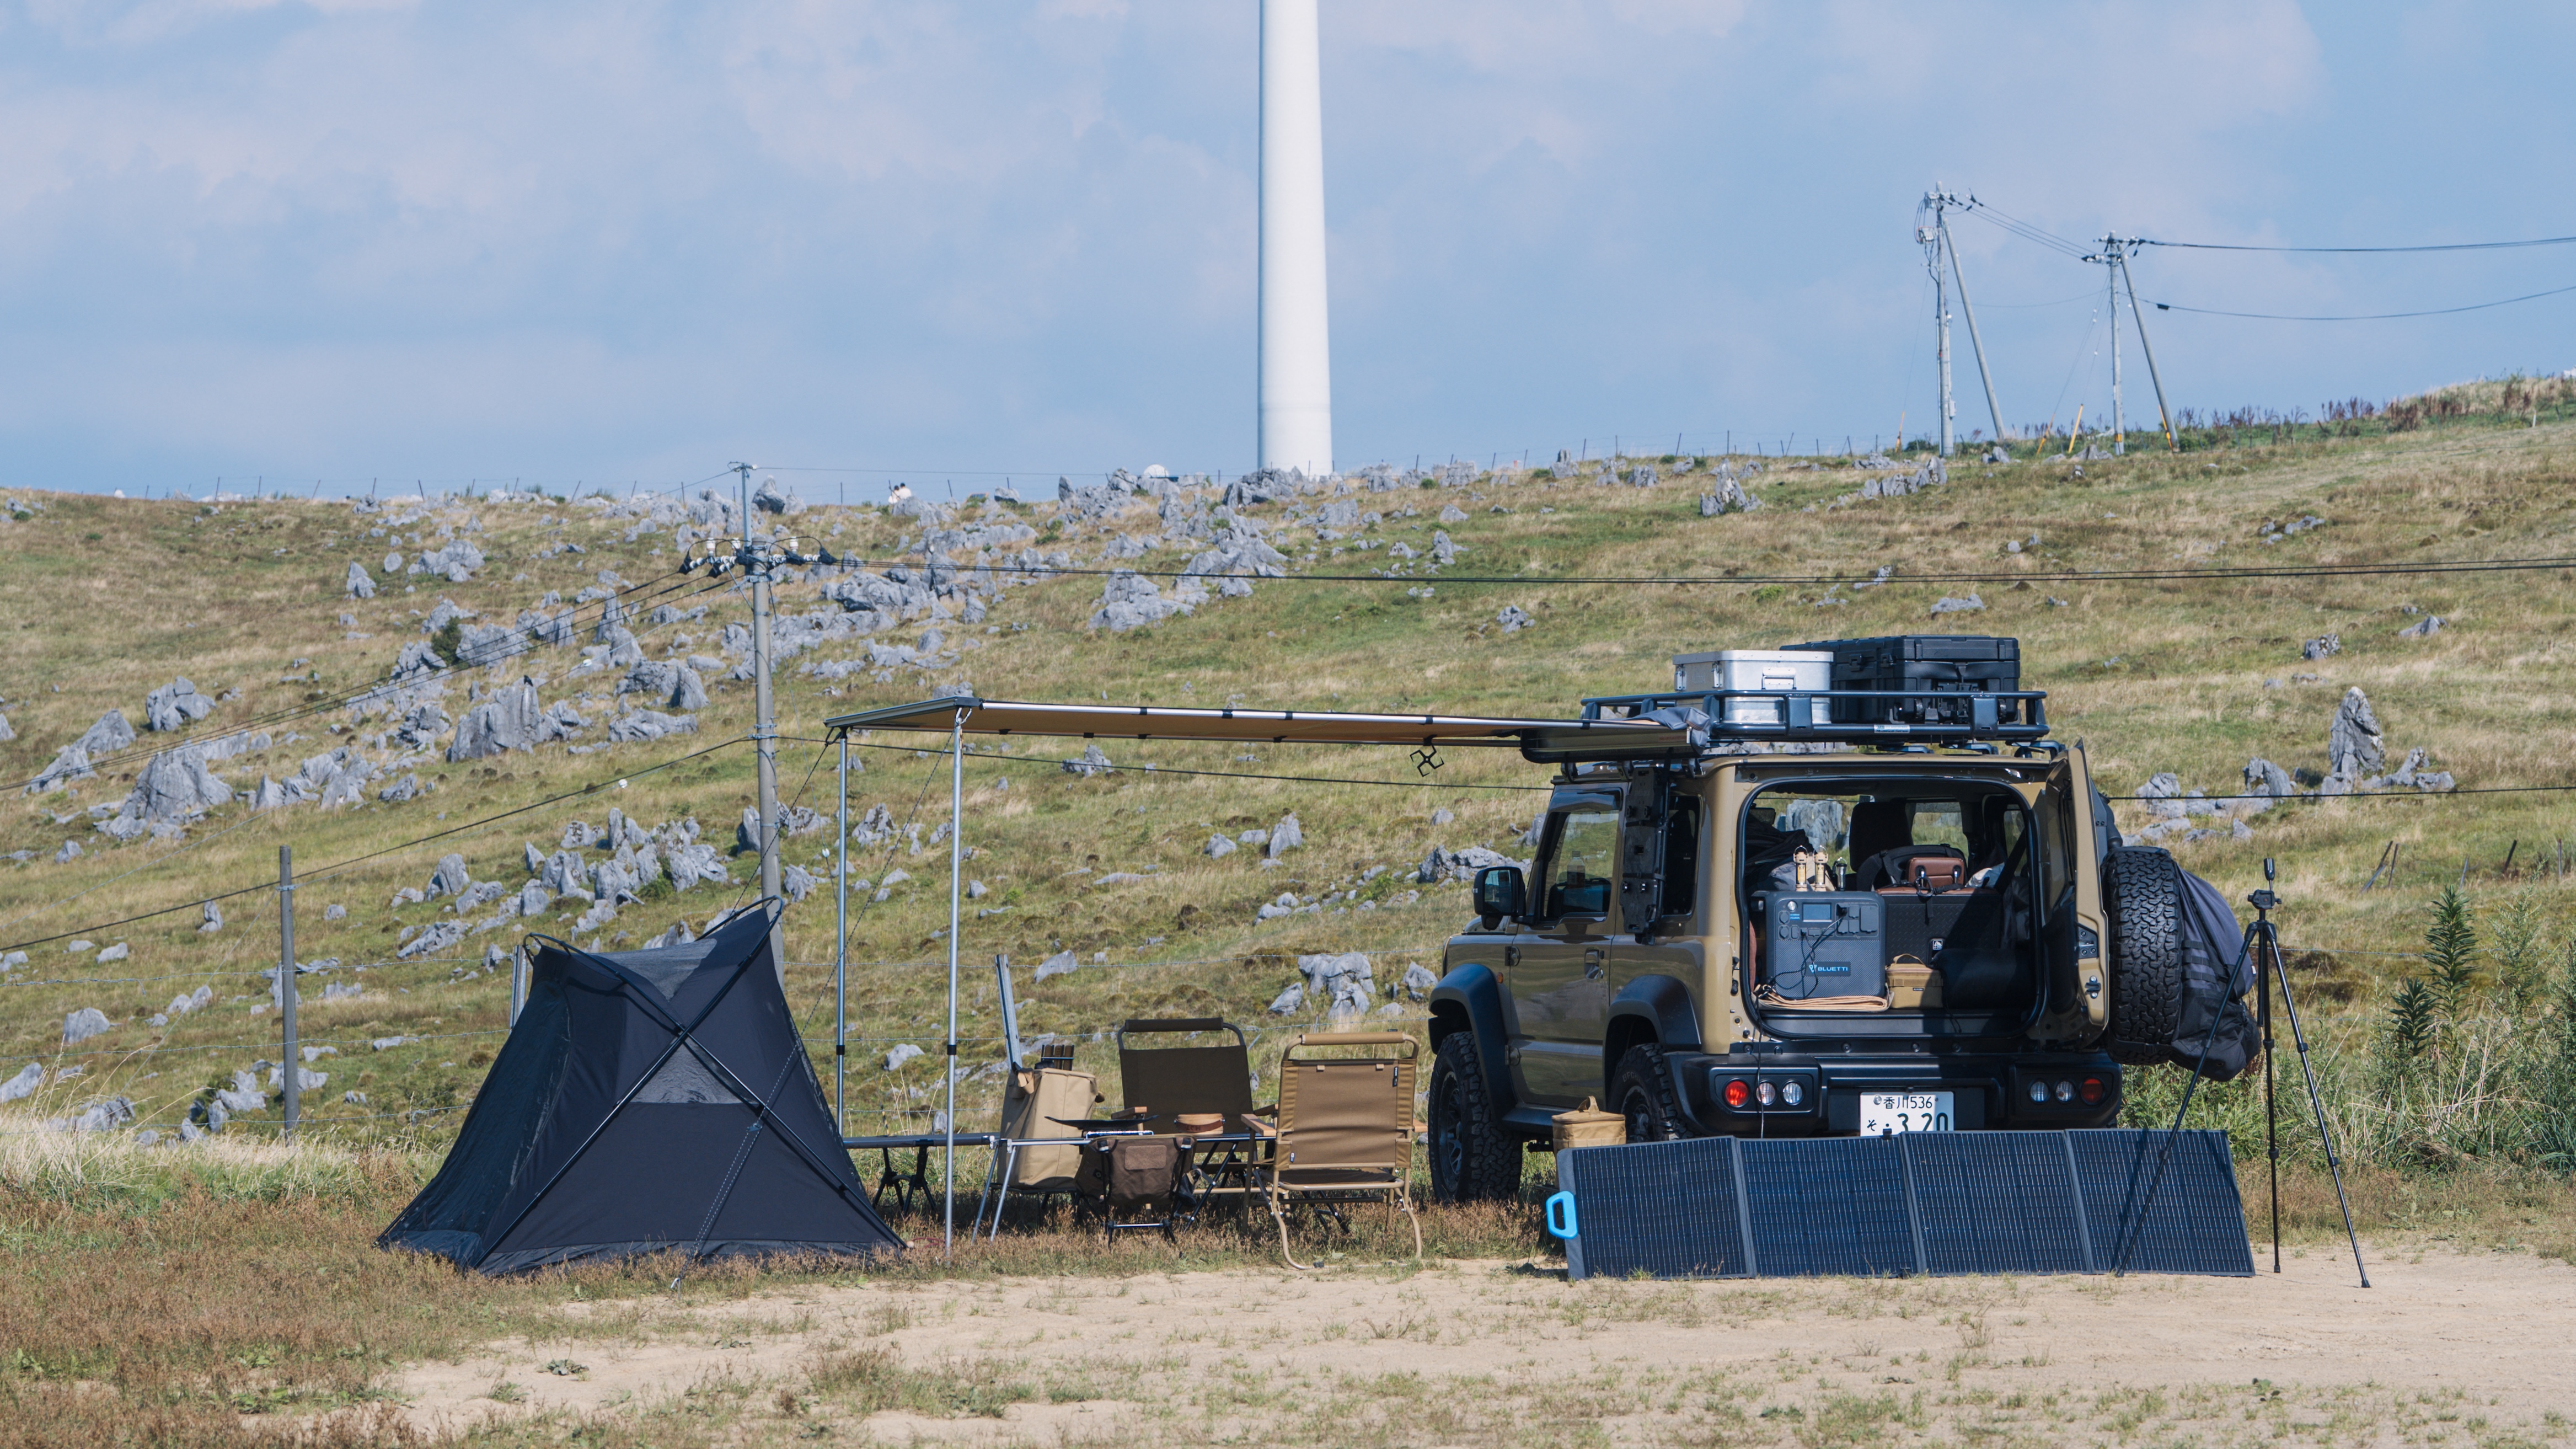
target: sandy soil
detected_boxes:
[389,1242,2576,1444]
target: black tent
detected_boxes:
[380,904,904,1274]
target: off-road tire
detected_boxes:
[2103,846,2187,1065]
[1426,1031,1516,1203]
[1609,1043,1695,1143]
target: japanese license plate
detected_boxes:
[1861,1091,1954,1135]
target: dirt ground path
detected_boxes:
[390,1242,2576,1445]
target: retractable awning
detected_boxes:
[820,696,1692,762]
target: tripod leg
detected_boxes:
[2270,942,2370,1288]
[2261,928,2280,1274]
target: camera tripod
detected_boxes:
[2117,858,2369,1287]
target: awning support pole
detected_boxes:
[944,707,965,1261]
[835,732,850,1138]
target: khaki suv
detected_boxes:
[1422,638,2188,1202]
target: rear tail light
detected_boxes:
[2054,1079,2074,1103]
[1755,1081,1778,1106]
[1723,1078,1751,1109]
[2028,1080,2049,1104]
[2079,1076,2107,1106]
[1781,1080,1805,1108]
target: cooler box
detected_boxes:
[1779,635,2022,726]
[1671,650,1833,726]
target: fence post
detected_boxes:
[279,845,299,1140]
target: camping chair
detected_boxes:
[976,960,1104,1238]
[1116,1018,1271,1215]
[1258,1031,1422,1269]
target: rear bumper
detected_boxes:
[1667,1049,2121,1137]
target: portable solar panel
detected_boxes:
[2070,1128,2254,1276]
[1552,1135,1750,1281]
[1545,1127,2250,1282]
[1737,1136,1918,1277]
[1902,1131,2094,1275]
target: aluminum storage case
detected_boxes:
[1671,650,1833,726]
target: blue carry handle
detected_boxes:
[1544,1189,1579,1240]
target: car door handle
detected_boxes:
[1583,948,1605,980]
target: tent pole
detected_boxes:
[945,708,965,1260]
[835,732,850,1140]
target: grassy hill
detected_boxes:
[2,419,2574,1151]
[5,414,2576,1444]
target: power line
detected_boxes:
[831,551,2576,589]
[0,736,749,958]
[2138,233,2576,255]
[3,564,706,793]
[2148,281,2576,322]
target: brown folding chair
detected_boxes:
[1260,1031,1422,1269]
[1117,1017,1275,1215]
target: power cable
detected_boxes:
[2,564,704,793]
[2138,233,2576,255]
[2147,281,2576,323]
[0,736,749,957]
[828,551,2576,589]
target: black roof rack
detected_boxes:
[1567,685,2051,756]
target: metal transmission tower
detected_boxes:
[2083,236,2178,453]
[1921,190,2007,447]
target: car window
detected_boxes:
[1543,809,1621,919]
[1660,797,1701,917]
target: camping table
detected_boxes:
[842,1132,1003,1215]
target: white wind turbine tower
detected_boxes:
[1259,0,1333,477]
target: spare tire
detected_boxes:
[2102,846,2186,1065]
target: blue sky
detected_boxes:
[3,1,2570,496]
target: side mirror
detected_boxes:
[1474,865,1526,922]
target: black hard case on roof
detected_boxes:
[1777,635,2023,725]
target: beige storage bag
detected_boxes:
[1000,1066,1099,1189]
[1552,1096,1626,1152]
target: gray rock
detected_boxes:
[2398,614,2444,639]
[665,842,729,890]
[63,1096,135,1132]
[1063,744,1115,777]
[1431,531,1460,565]
[1089,570,1191,632]
[77,710,137,756]
[26,744,94,795]
[2138,772,2186,820]
[753,477,800,515]
[1033,949,1081,982]
[1238,828,1269,846]
[1265,812,1303,857]
[1203,833,1237,859]
[0,713,13,744]
[782,864,819,902]
[376,773,427,804]
[62,1007,111,1046]
[1496,605,1534,634]
[426,853,470,899]
[1417,844,1454,884]
[518,881,552,917]
[447,679,541,762]
[2301,633,2340,660]
[95,943,127,963]
[1930,594,1986,616]
[1401,963,1439,1000]
[2329,687,2385,778]
[345,562,376,599]
[324,902,346,920]
[1295,951,1375,1016]
[1438,504,1469,524]
[53,840,81,864]
[2243,758,2297,799]
[1267,981,1305,1015]
[883,1043,924,1071]
[606,710,695,744]
[143,678,218,732]
[0,1061,42,1103]
[670,666,709,712]
[397,919,468,959]
[1700,475,1760,515]
[384,551,404,574]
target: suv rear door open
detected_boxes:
[1503,788,1622,1105]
